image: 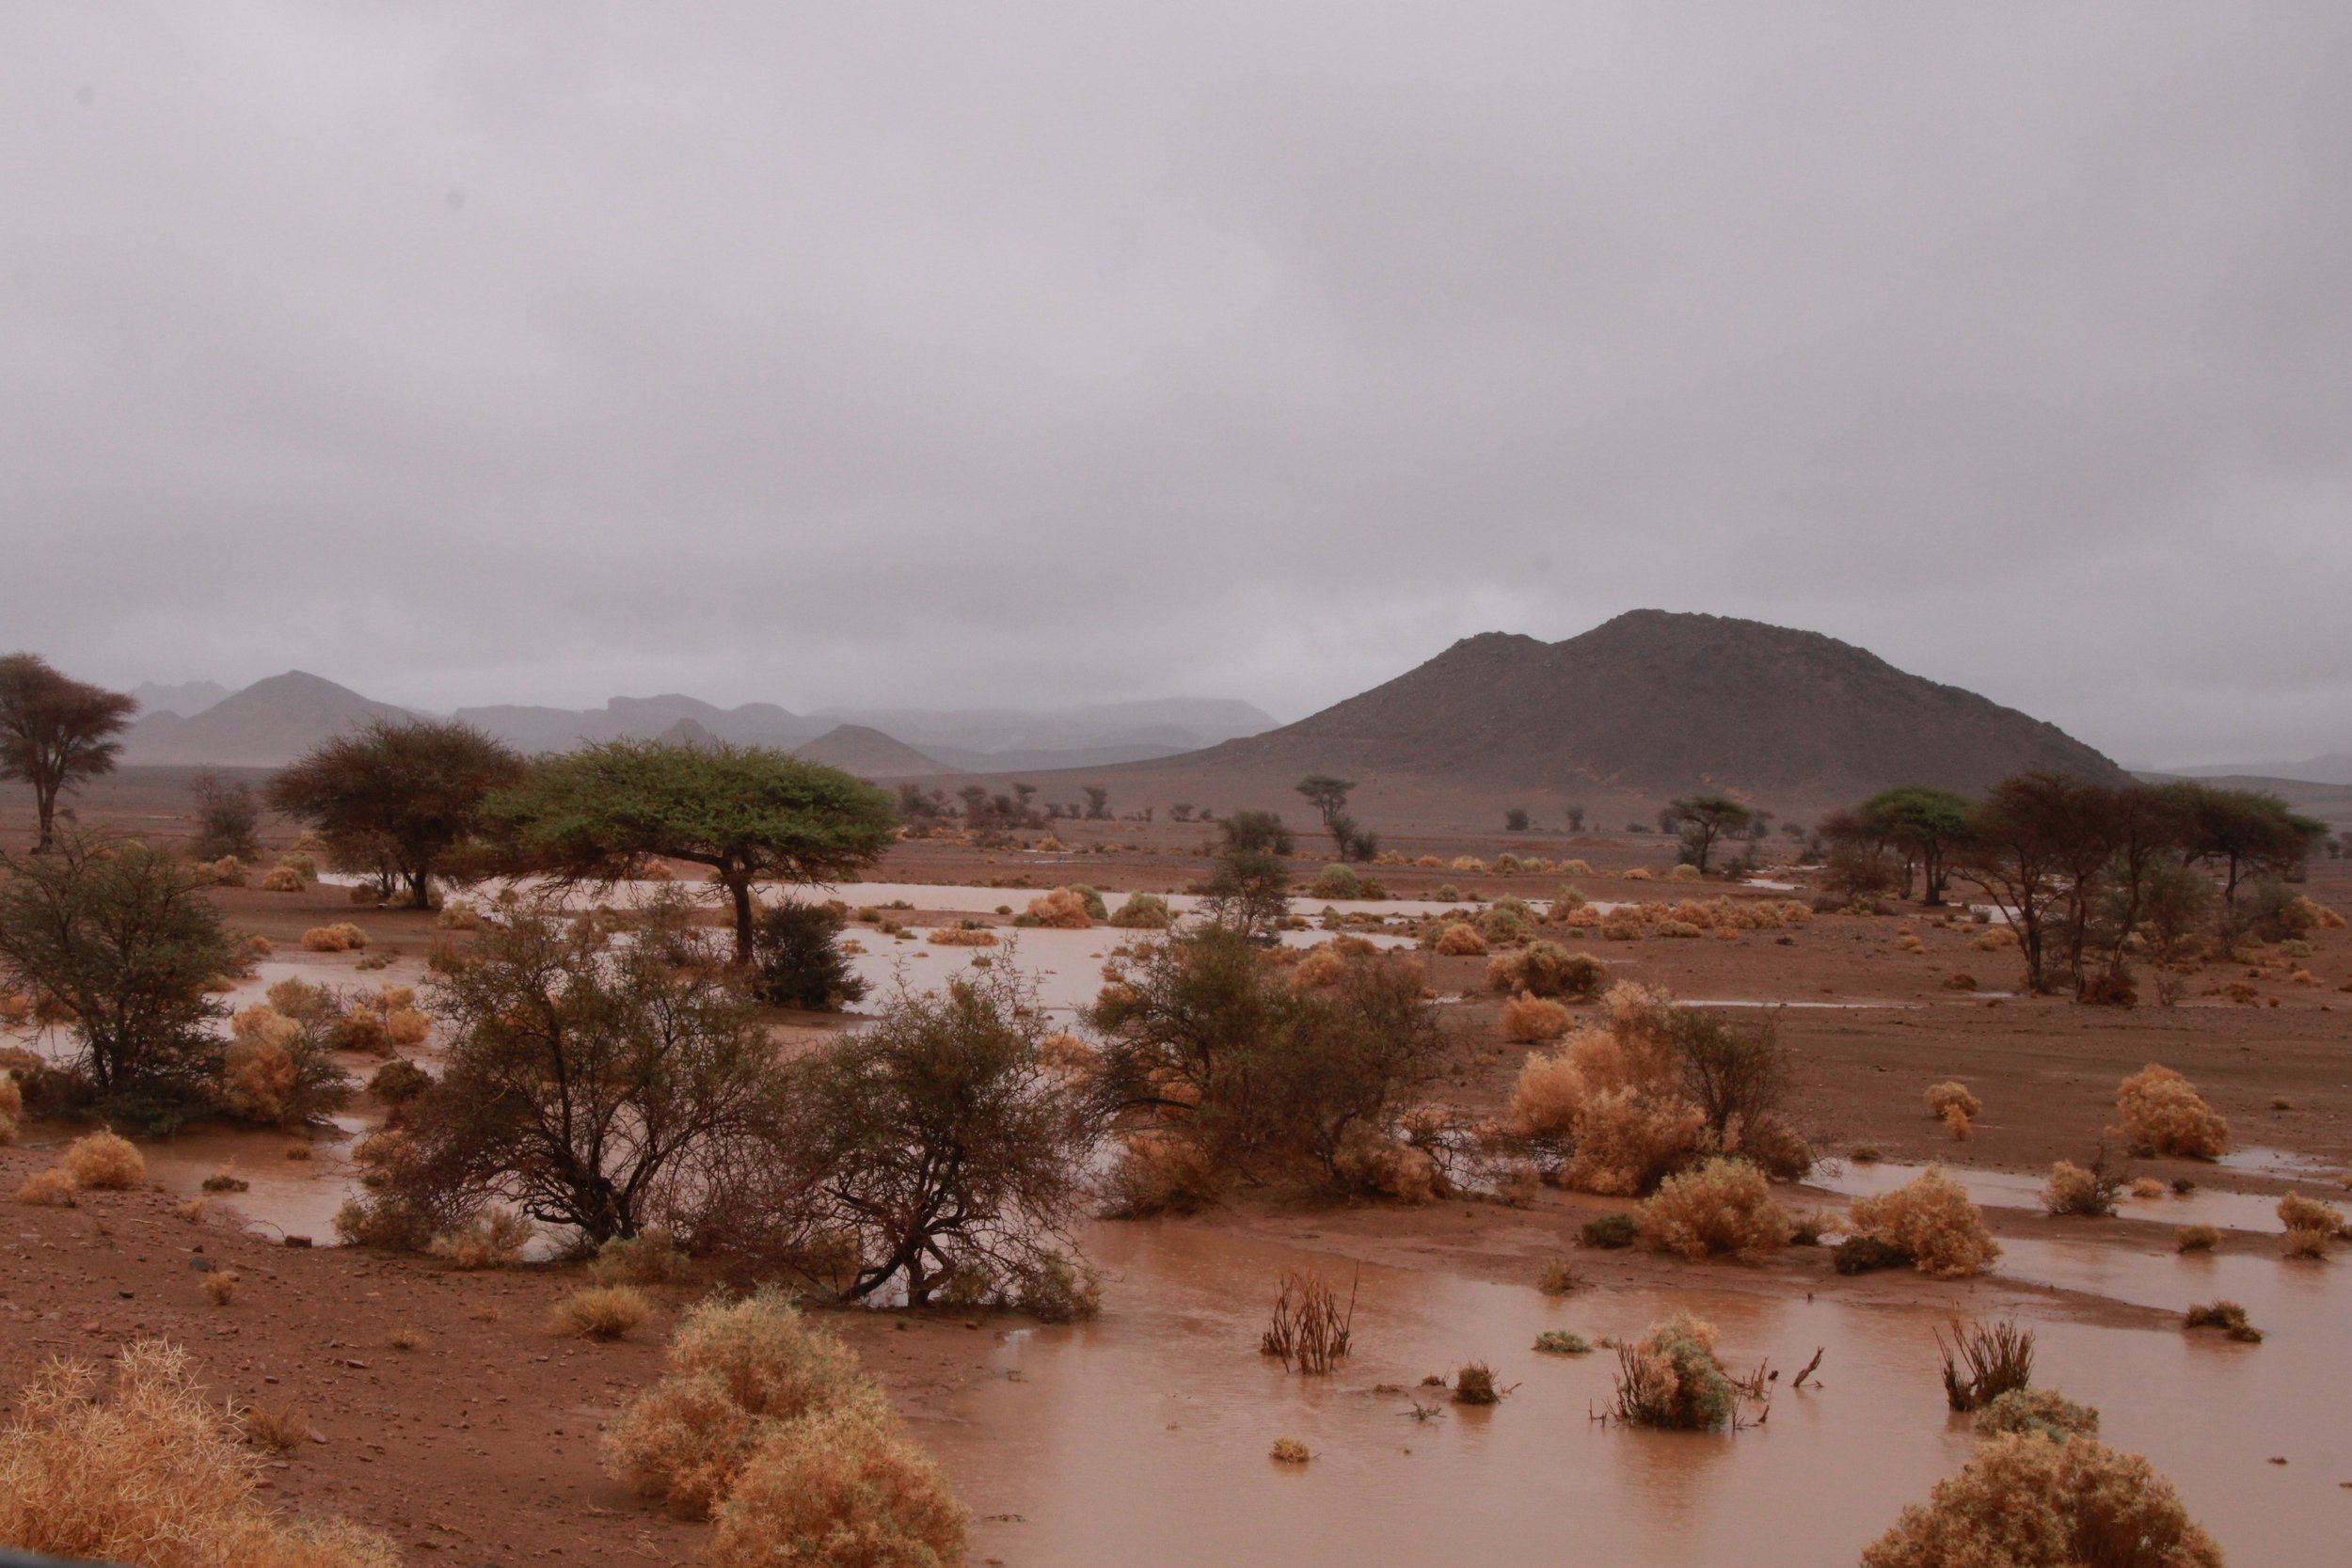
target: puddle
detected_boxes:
[923,1223,2347,1568]
[139,1117,367,1244]
[1810,1161,2307,1234]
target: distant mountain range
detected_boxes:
[120,673,1273,775]
[962,610,2132,820]
[2166,753,2352,788]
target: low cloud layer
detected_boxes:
[5,5,2348,766]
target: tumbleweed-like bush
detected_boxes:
[65,1129,145,1190]
[298,923,369,953]
[1860,1432,2221,1568]
[2183,1300,2262,1342]
[549,1284,651,1340]
[1433,922,1488,957]
[1844,1167,2000,1278]
[1486,940,1608,999]
[1924,1081,1981,1121]
[1972,1386,2099,1442]
[2116,1064,2228,1160]
[0,1338,397,1568]
[430,1209,533,1270]
[1634,1156,1791,1260]
[2276,1191,2344,1235]
[706,1404,967,1568]
[1106,892,1172,929]
[1499,992,1572,1043]
[1024,888,1093,929]
[14,1166,77,1207]
[2043,1160,2121,1218]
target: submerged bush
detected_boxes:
[2116,1064,2228,1159]
[0,1338,396,1568]
[1534,1330,1592,1355]
[2183,1300,2262,1343]
[1611,1313,1738,1430]
[1860,1433,2222,1568]
[1972,1387,2099,1442]
[1634,1157,1790,1260]
[1106,893,1172,929]
[2042,1159,2122,1218]
[1101,1132,1221,1218]
[1844,1167,2000,1278]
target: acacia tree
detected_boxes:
[1660,795,1756,876]
[187,770,262,863]
[0,654,137,851]
[1954,773,2078,994]
[2163,783,2325,907]
[1854,786,1974,904]
[344,897,798,1245]
[266,719,524,908]
[484,738,897,965]
[0,832,232,1125]
[1295,774,1375,860]
[792,966,1094,1306]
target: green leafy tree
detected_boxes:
[485,739,897,964]
[749,900,869,1011]
[1295,774,1360,857]
[1199,838,1292,941]
[1082,785,1110,820]
[0,832,232,1125]
[1503,807,1531,832]
[1954,773,2079,994]
[0,654,137,851]
[1855,786,1975,904]
[1217,809,1295,856]
[1659,795,1757,876]
[2162,783,2326,906]
[267,719,525,909]
[187,770,262,863]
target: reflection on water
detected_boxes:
[922,1223,2348,1568]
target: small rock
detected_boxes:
[284,1235,313,1248]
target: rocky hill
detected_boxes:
[119,672,414,767]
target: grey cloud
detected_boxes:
[4,3,2348,765]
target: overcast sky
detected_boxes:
[5,4,2349,766]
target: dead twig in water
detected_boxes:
[1790,1346,1824,1390]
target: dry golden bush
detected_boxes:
[1563,1090,1708,1196]
[1291,947,1348,989]
[1940,1103,1973,1140]
[431,1209,534,1269]
[2042,1161,2116,1218]
[592,1228,691,1286]
[16,1166,77,1207]
[202,1272,239,1307]
[297,923,369,953]
[1329,1123,1437,1204]
[1972,927,2020,951]
[266,976,332,1020]
[1433,922,1488,956]
[2116,1064,2229,1159]
[925,926,998,947]
[1860,1432,2221,1568]
[1635,1157,1792,1260]
[604,1289,877,1519]
[383,1006,431,1046]
[1101,1131,1220,1218]
[1845,1167,2000,1278]
[65,1129,144,1190]
[238,1403,312,1454]
[2128,1176,2166,1199]
[1923,1081,1981,1120]
[2275,1192,2344,1235]
[2174,1224,2220,1253]
[1486,941,1608,999]
[2283,1227,2330,1259]
[1024,888,1093,928]
[0,1339,396,1568]
[707,1404,968,1568]
[260,865,306,893]
[0,1069,23,1122]
[1035,1031,1100,1078]
[1499,992,1571,1043]
[177,1197,206,1223]
[549,1285,652,1340]
[1611,1312,1738,1430]
[1269,1435,1311,1464]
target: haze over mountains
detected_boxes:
[116,611,2153,820]
[119,674,1275,773]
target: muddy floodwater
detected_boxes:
[924,1224,2348,1568]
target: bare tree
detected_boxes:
[0,654,137,850]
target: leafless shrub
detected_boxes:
[1261,1268,1357,1374]
[1938,1317,2033,1412]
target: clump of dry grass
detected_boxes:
[2116,1064,2229,1159]
[604,1289,876,1519]
[260,865,307,893]
[592,1228,691,1286]
[706,1404,967,1568]
[2183,1300,2262,1342]
[1535,1258,1584,1294]
[1634,1156,1791,1260]
[1268,1435,1311,1464]
[1106,892,1172,928]
[1924,1081,1980,1121]
[431,1209,533,1270]
[1938,1317,2034,1412]
[549,1285,652,1340]
[2283,1227,2331,1259]
[177,1197,206,1223]
[1844,1167,2000,1278]
[388,1326,427,1352]
[1860,1432,2222,1568]
[2276,1191,2344,1235]
[1534,1330,1591,1354]
[1329,1124,1437,1204]
[297,923,369,953]
[926,925,998,947]
[1612,1313,1738,1430]
[1291,947,1348,989]
[1940,1102,1973,1140]
[65,1129,144,1190]
[15,1166,77,1207]
[1972,1386,2099,1442]
[1024,888,1094,928]
[238,1403,313,1455]
[2042,1158,2122,1218]
[1499,992,1571,1043]
[1101,1131,1220,1218]
[1486,941,1607,1000]
[0,1339,395,1567]
[2128,1176,2165,1199]
[201,1272,239,1307]
[1451,1361,1502,1404]
[2175,1224,2221,1253]
[1432,922,1488,957]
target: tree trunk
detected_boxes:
[728,872,755,967]
[32,779,56,850]
[405,866,433,910]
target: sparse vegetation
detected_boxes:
[549,1284,652,1340]
[1260,1269,1356,1374]
[1844,1167,2000,1277]
[1534,1330,1591,1354]
[1451,1361,1502,1404]
[2183,1300,2262,1342]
